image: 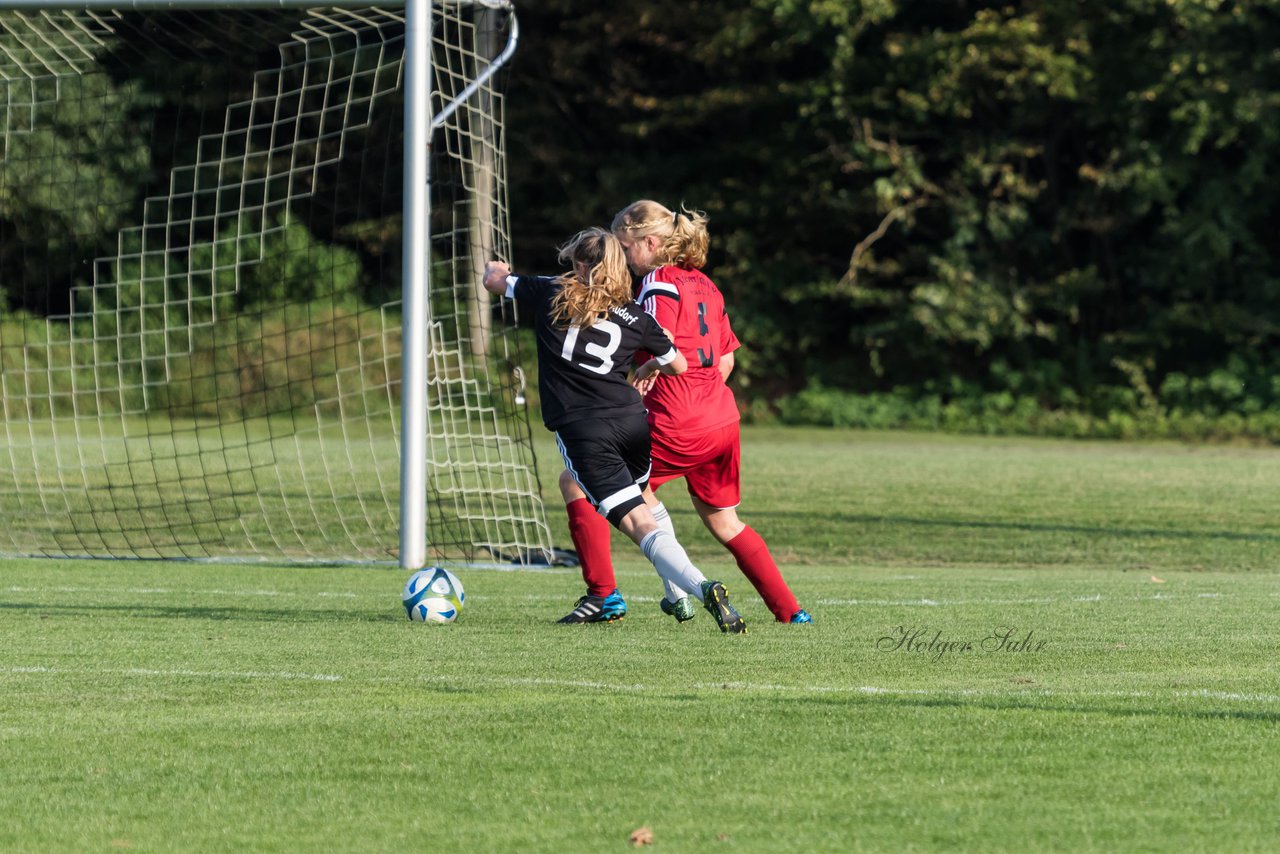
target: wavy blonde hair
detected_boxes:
[549,227,633,329]
[611,199,709,270]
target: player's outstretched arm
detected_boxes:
[663,351,689,375]
[634,350,687,384]
[631,370,659,396]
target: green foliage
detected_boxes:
[772,380,1280,443]
[221,216,363,309]
[0,72,158,314]
[158,298,398,420]
[1,211,373,418]
[505,0,1280,440]
[5,4,1280,439]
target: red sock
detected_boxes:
[566,498,616,596]
[725,525,799,622]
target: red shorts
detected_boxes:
[648,421,741,509]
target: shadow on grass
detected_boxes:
[0,600,399,623]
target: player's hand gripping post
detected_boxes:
[482,260,511,295]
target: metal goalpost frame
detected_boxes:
[403,0,519,570]
[400,0,433,571]
[0,0,521,569]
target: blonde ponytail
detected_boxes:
[549,228,633,329]
[611,199,709,269]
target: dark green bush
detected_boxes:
[768,381,1280,444]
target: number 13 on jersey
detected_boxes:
[560,320,621,374]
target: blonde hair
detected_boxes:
[611,200,709,270]
[549,228,633,329]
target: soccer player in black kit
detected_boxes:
[482,228,747,633]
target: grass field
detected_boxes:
[3,428,1279,851]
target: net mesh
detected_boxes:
[0,4,553,564]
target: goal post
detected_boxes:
[0,1,555,568]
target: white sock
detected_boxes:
[639,529,708,602]
[651,502,690,602]
[651,501,676,535]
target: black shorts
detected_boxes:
[554,413,651,526]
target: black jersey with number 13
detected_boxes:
[508,274,678,430]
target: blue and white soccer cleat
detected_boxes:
[557,588,627,624]
[788,609,813,624]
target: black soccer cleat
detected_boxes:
[700,580,746,634]
[556,588,627,624]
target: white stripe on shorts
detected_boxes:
[598,484,642,518]
[554,432,596,505]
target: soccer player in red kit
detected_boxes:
[558,200,811,624]
[484,228,747,633]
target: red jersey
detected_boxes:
[636,265,741,436]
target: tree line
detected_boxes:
[2,2,1277,439]
[503,0,1280,439]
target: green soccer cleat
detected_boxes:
[700,580,747,634]
[660,596,696,623]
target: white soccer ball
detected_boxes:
[402,567,465,623]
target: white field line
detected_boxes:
[4,585,592,603]
[4,665,1278,705]
[814,592,1254,606]
[6,586,1269,607]
[432,563,576,574]
[417,591,1265,606]
[476,592,1214,605]
[2,665,343,682]
[2,585,623,603]
[5,585,358,598]
[696,682,1280,705]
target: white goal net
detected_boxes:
[0,3,555,565]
